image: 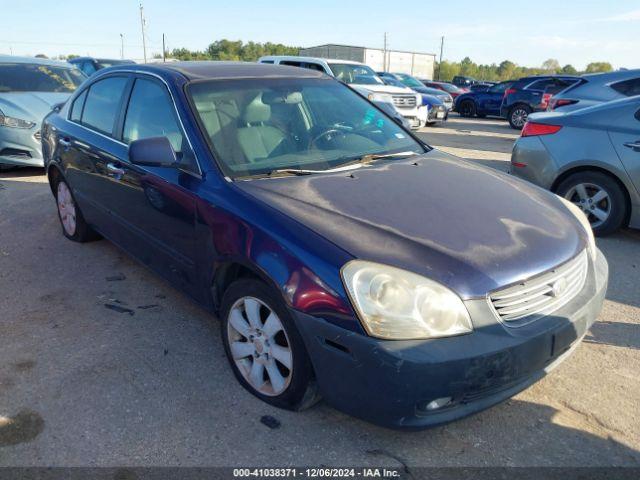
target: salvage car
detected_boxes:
[42,62,607,429]
[0,55,85,168]
[511,96,640,236]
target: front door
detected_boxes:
[609,103,640,197]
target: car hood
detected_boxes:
[236,150,585,299]
[421,94,444,106]
[0,92,71,122]
[353,84,414,95]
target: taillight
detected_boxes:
[521,122,562,137]
[540,93,552,109]
[503,88,516,99]
[549,98,578,110]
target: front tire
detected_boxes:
[556,171,628,236]
[53,176,99,242]
[459,100,476,117]
[508,104,531,129]
[220,278,319,410]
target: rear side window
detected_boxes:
[611,78,640,97]
[81,76,128,136]
[70,90,87,122]
[79,61,97,76]
[304,63,325,72]
[526,79,555,90]
[281,61,302,67]
[123,77,196,170]
[260,60,274,64]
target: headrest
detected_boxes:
[243,96,271,124]
[262,90,303,105]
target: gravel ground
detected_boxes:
[1,115,638,468]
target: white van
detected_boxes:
[258,56,428,129]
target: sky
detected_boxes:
[2,0,639,69]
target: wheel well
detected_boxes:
[510,102,531,113]
[47,165,62,195]
[211,262,263,313]
[551,165,632,226]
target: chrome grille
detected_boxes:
[392,95,417,108]
[488,250,588,325]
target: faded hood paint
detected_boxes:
[236,150,585,299]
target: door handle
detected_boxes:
[106,162,125,177]
[623,141,640,150]
[58,137,71,148]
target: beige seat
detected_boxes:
[236,96,290,163]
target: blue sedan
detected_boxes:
[454,81,514,118]
[41,62,606,429]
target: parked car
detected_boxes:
[452,75,477,88]
[511,96,640,235]
[0,55,86,168]
[258,56,427,129]
[421,80,466,98]
[500,75,578,129]
[547,69,640,112]
[68,57,135,77]
[42,62,607,429]
[454,81,514,118]
[379,76,449,124]
[468,83,493,92]
[378,72,453,111]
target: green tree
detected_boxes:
[561,64,578,74]
[585,62,613,73]
[542,58,561,73]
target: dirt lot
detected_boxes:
[1,115,639,468]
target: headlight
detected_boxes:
[0,115,36,129]
[341,261,473,340]
[558,196,597,262]
[367,92,393,104]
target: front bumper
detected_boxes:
[293,250,608,429]
[427,105,448,123]
[0,127,44,167]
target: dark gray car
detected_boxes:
[548,69,640,112]
[511,96,640,235]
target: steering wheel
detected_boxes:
[309,128,344,149]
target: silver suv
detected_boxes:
[548,69,640,112]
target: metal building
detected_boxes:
[299,44,436,79]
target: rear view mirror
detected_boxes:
[129,137,177,167]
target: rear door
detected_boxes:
[609,102,640,195]
[481,82,511,114]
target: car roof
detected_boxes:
[581,69,640,83]
[0,55,74,68]
[260,55,364,66]
[69,56,134,63]
[102,61,326,81]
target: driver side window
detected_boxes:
[123,77,197,171]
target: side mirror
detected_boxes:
[129,136,177,167]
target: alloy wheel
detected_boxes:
[226,296,293,396]
[511,108,528,128]
[565,182,611,228]
[57,182,77,236]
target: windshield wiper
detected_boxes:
[266,168,318,177]
[340,151,419,168]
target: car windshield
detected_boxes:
[328,64,384,85]
[397,74,423,88]
[188,77,425,178]
[0,63,86,93]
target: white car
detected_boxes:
[258,56,428,129]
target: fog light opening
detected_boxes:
[425,396,453,411]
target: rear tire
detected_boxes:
[458,100,476,118]
[52,176,100,242]
[508,104,531,129]
[220,278,319,411]
[556,171,627,236]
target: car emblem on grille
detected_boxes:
[550,278,568,298]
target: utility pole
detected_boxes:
[120,34,124,59]
[139,2,147,63]
[162,34,166,62]
[437,36,444,81]
[383,32,388,72]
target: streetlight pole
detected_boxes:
[120,34,124,59]
[139,2,147,63]
[383,32,388,72]
[437,36,444,81]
